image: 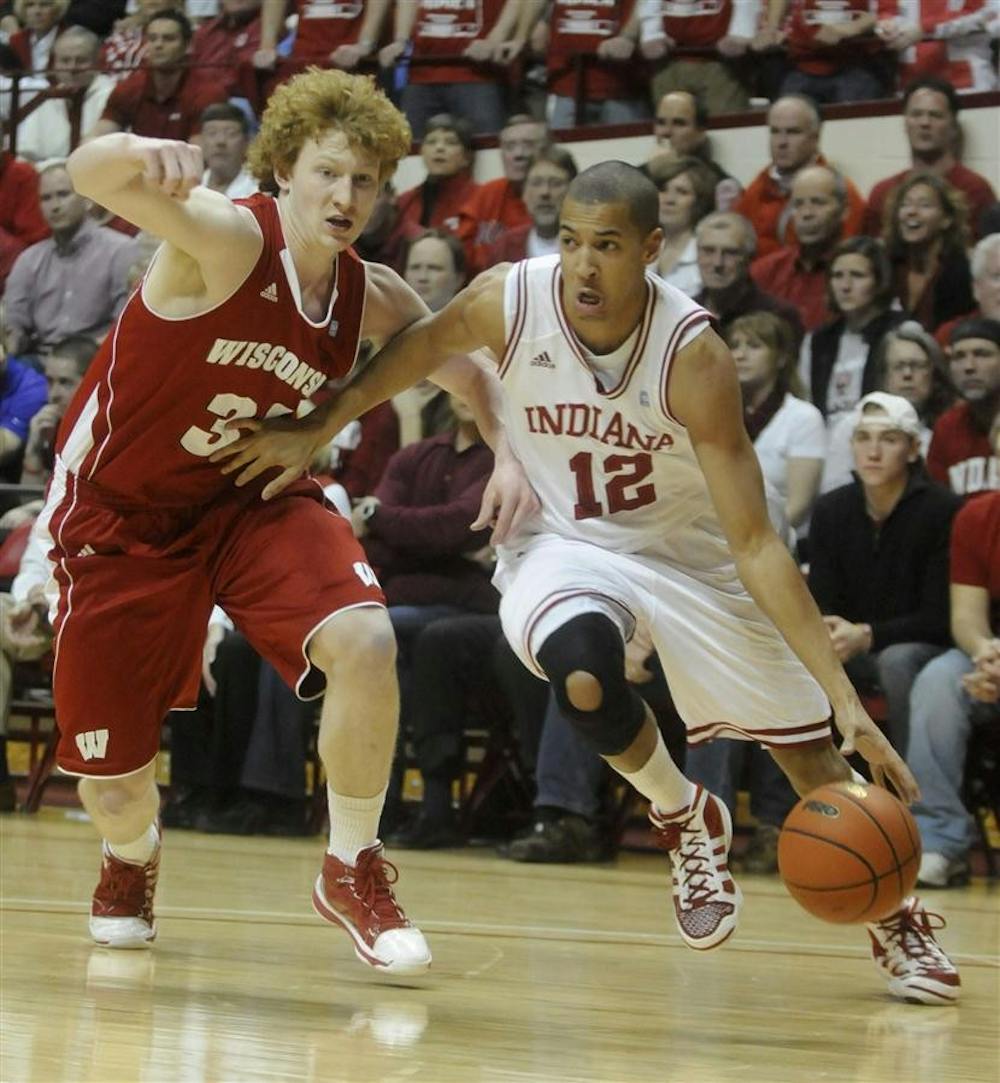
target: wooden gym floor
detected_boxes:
[1,811,998,1083]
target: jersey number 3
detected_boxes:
[181,393,294,457]
[569,451,655,520]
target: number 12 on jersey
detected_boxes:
[569,451,656,520]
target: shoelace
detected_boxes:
[353,851,407,928]
[654,817,717,908]
[877,906,949,970]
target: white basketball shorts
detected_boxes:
[495,534,832,748]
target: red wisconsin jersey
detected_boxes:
[57,194,366,507]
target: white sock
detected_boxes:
[851,769,867,786]
[618,729,695,815]
[327,785,386,865]
[109,822,159,866]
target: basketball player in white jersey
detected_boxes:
[218,161,960,1003]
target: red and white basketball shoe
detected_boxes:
[649,785,743,950]
[312,842,431,976]
[89,835,160,949]
[867,896,961,1004]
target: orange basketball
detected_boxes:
[777,780,921,924]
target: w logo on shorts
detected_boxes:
[75,729,109,761]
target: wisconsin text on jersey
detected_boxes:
[524,403,675,452]
[204,338,328,398]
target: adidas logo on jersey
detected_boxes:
[259,281,278,303]
[530,350,555,369]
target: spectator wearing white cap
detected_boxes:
[808,392,961,753]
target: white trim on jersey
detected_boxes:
[137,209,264,324]
[276,200,341,330]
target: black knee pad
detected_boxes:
[536,612,646,756]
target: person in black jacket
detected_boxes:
[808,391,961,752]
[801,236,904,426]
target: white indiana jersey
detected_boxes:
[499,254,737,579]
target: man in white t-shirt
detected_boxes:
[14,27,114,165]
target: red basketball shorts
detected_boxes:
[46,472,385,778]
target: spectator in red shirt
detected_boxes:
[190,0,262,94]
[393,113,478,246]
[255,0,390,71]
[89,9,229,142]
[99,0,182,84]
[379,0,524,138]
[926,317,1000,496]
[863,78,997,241]
[781,0,894,103]
[734,95,866,259]
[250,1,391,112]
[8,0,68,71]
[906,471,1000,888]
[0,133,50,296]
[751,164,849,332]
[876,0,997,93]
[518,0,649,129]
[455,113,548,273]
[694,212,804,341]
[481,145,578,268]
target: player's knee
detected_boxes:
[90,779,146,819]
[536,612,644,756]
[309,607,397,678]
[564,669,604,712]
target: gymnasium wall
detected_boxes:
[392,100,1000,203]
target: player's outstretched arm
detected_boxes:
[213,264,538,538]
[66,134,262,293]
[672,329,919,802]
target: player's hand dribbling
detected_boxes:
[212,416,322,500]
[135,138,204,200]
[835,698,920,805]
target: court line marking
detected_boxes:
[3,897,997,968]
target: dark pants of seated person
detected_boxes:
[381,603,473,833]
[842,642,946,754]
[533,652,685,819]
[167,631,312,834]
[389,613,549,845]
[165,630,261,823]
[504,653,688,862]
[685,739,797,829]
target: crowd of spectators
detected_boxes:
[0,1,997,879]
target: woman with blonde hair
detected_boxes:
[883,171,974,332]
[727,311,826,532]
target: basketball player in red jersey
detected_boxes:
[220,161,961,1004]
[44,69,536,976]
